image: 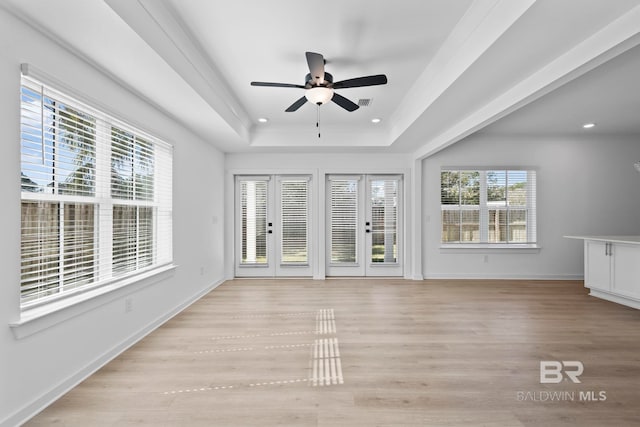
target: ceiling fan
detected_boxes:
[251,51,388,112]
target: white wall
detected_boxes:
[0,9,226,426]
[422,134,640,279]
[224,152,413,279]
[225,151,412,171]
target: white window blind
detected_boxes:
[280,179,309,265]
[370,178,398,263]
[240,179,268,265]
[329,177,359,264]
[20,75,173,307]
[440,169,536,245]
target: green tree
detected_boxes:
[56,104,96,196]
[441,171,480,205]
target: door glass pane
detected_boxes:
[241,180,268,265]
[370,179,398,263]
[330,179,358,264]
[280,179,308,264]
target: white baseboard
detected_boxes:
[3,278,225,427]
[422,273,584,280]
[589,289,640,310]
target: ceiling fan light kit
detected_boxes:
[251,51,388,113]
[305,86,334,105]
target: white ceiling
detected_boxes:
[3,0,640,156]
[479,42,640,136]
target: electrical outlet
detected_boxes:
[125,297,133,313]
[484,255,489,263]
[200,267,204,276]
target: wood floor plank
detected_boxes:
[25,279,640,426]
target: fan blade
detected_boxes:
[251,81,306,88]
[332,74,388,89]
[331,92,359,112]
[285,96,307,112]
[305,51,325,84]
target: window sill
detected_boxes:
[439,243,540,254]
[10,264,176,339]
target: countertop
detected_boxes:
[564,235,640,245]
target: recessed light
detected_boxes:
[371,118,381,124]
[582,122,596,129]
[258,117,269,123]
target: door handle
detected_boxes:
[605,242,612,256]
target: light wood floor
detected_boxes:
[27,279,640,426]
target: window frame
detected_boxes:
[19,72,173,313]
[440,168,538,249]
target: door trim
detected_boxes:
[325,174,403,277]
[325,175,365,276]
[234,176,274,277]
[234,174,314,277]
[226,168,410,280]
[365,175,403,277]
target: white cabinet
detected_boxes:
[611,243,640,300]
[579,238,640,309]
[585,240,611,291]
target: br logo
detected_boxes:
[540,361,584,384]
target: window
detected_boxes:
[440,169,536,246]
[20,75,173,308]
[280,178,309,264]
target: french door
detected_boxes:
[326,175,402,276]
[235,175,312,277]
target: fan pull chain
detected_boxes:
[316,103,321,138]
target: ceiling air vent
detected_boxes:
[358,98,372,107]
